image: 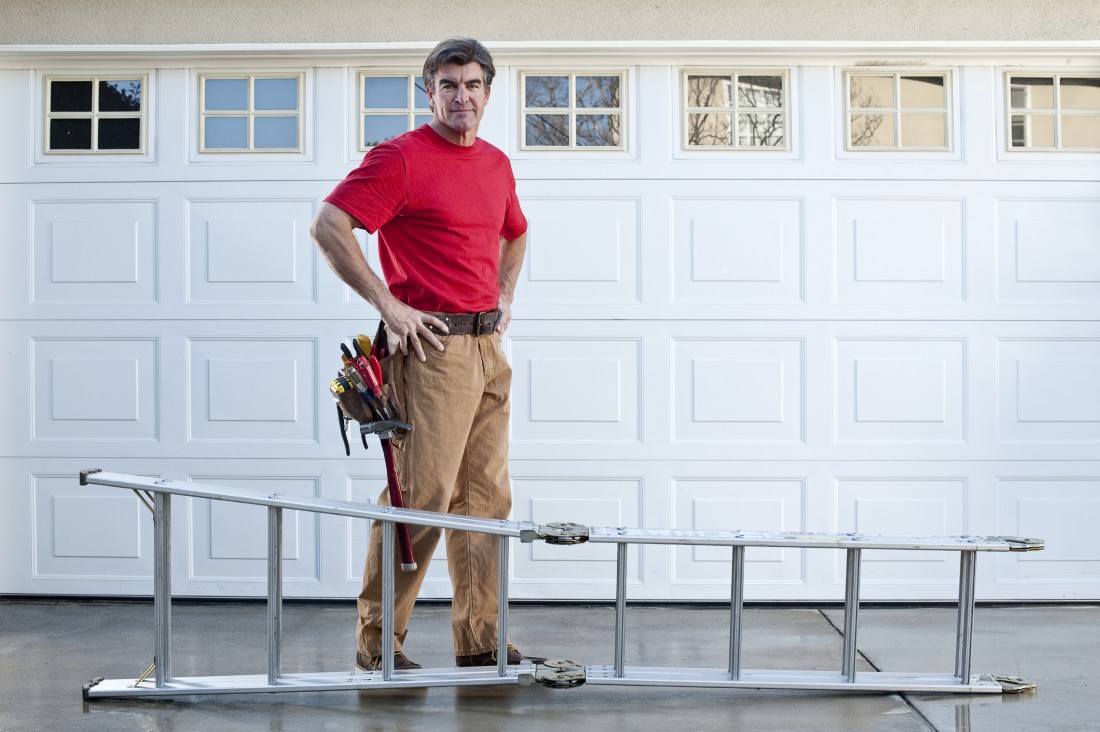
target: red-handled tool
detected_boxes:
[342,339,417,572]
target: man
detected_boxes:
[311,37,544,671]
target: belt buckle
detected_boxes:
[473,311,486,336]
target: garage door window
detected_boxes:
[359,73,432,150]
[1008,74,1100,150]
[200,74,303,152]
[45,76,145,154]
[683,71,788,150]
[845,71,950,150]
[521,72,625,150]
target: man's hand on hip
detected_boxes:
[382,300,447,362]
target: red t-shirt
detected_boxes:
[325,125,527,313]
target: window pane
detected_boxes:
[254,116,298,148]
[254,78,298,111]
[364,115,408,146]
[576,114,620,146]
[850,76,894,109]
[97,118,141,149]
[525,114,569,145]
[50,80,93,112]
[738,76,783,108]
[525,76,569,108]
[204,78,248,111]
[49,118,91,149]
[1010,114,1054,147]
[414,114,433,127]
[687,76,732,108]
[900,76,945,109]
[98,80,142,112]
[901,113,946,147]
[204,116,248,148]
[687,113,732,146]
[1062,115,1100,147]
[576,76,620,108]
[1060,78,1100,110]
[850,113,895,146]
[413,76,429,108]
[1009,77,1054,110]
[738,113,784,147]
[363,76,408,109]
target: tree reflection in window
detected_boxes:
[685,73,785,149]
[522,73,623,149]
[846,72,949,150]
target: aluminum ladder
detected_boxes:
[78,469,1041,700]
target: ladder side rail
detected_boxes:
[586,526,1018,552]
[267,506,283,686]
[83,471,532,538]
[153,491,172,687]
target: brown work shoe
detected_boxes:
[355,651,422,671]
[456,643,548,667]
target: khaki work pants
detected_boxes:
[356,330,512,657]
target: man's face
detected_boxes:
[426,61,491,142]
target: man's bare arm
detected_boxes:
[496,231,527,334]
[310,202,445,360]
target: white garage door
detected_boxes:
[1,44,1098,602]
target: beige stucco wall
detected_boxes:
[2,0,1099,45]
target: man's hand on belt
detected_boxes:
[381,300,447,362]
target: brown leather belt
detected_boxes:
[426,310,501,336]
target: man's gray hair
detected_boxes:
[423,37,496,90]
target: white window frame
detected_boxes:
[42,73,149,156]
[680,69,791,152]
[198,72,305,154]
[518,70,628,152]
[1004,72,1100,152]
[357,72,432,152]
[842,68,954,152]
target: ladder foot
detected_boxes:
[988,674,1038,693]
[82,677,104,701]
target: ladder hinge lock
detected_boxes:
[534,660,587,688]
[536,522,591,545]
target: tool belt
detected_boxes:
[426,310,501,336]
[330,326,411,455]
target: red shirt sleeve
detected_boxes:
[499,168,527,241]
[323,143,407,233]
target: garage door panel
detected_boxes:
[834,337,967,444]
[32,336,160,442]
[509,335,642,445]
[997,198,1100,304]
[671,337,804,444]
[672,197,803,305]
[834,197,964,304]
[32,199,159,305]
[997,338,1100,443]
[186,198,318,305]
[521,196,641,304]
